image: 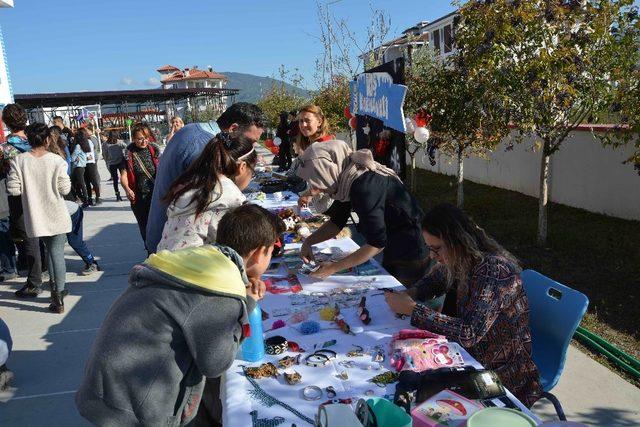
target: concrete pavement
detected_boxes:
[0,161,638,426]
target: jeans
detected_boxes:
[0,217,16,275]
[84,163,101,201]
[108,163,124,196]
[131,195,152,250]
[41,234,66,293]
[66,207,94,264]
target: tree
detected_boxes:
[455,0,638,245]
[257,66,308,128]
[404,45,510,205]
[311,75,351,133]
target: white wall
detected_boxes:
[414,130,640,221]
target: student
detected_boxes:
[120,123,162,247]
[1,104,43,295]
[275,111,291,171]
[145,102,266,253]
[70,131,90,207]
[297,139,429,286]
[7,124,72,313]
[75,204,277,426]
[157,132,255,251]
[384,203,542,407]
[83,124,102,205]
[105,131,127,201]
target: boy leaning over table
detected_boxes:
[76,204,278,427]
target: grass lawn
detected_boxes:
[410,168,640,385]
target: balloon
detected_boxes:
[405,117,416,134]
[414,127,431,143]
[273,137,282,146]
[348,117,357,130]
[344,106,352,119]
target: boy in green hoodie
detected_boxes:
[76,204,278,426]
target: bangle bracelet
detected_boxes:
[265,336,288,355]
[314,349,337,359]
[302,385,323,401]
[305,353,330,367]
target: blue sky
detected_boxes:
[0,0,457,94]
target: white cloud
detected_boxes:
[120,76,135,86]
[146,77,160,87]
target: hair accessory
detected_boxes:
[305,352,330,367]
[266,319,286,332]
[299,320,321,335]
[245,363,279,379]
[347,345,364,358]
[265,336,288,355]
[278,355,301,369]
[216,131,233,149]
[302,385,323,401]
[319,305,338,321]
[284,371,302,385]
[288,341,303,352]
[325,386,337,398]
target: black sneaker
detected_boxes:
[15,283,42,298]
[94,198,103,205]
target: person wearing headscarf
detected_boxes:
[297,140,429,286]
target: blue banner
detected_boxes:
[350,72,407,133]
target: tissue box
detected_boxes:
[411,389,483,427]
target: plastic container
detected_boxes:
[367,397,412,427]
[466,407,537,427]
[241,304,265,362]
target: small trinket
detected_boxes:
[325,386,337,398]
[288,341,304,353]
[265,336,288,355]
[278,355,300,369]
[284,371,302,385]
[347,345,364,358]
[364,389,375,396]
[372,347,385,363]
[337,370,349,380]
[357,297,371,325]
[370,371,399,387]
[302,385,323,401]
[245,363,279,379]
[339,360,356,368]
[305,353,330,367]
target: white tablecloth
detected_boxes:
[222,195,540,425]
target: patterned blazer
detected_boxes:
[410,255,543,407]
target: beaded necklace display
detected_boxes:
[250,410,286,427]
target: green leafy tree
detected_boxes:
[257,65,307,128]
[455,0,638,245]
[311,75,351,133]
[405,46,511,204]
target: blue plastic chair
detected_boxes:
[520,269,589,420]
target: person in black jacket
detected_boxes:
[296,139,430,286]
[276,111,291,171]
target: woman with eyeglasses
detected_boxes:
[384,203,542,408]
[120,123,162,247]
[156,132,256,252]
[296,139,429,286]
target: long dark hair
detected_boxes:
[163,132,257,217]
[107,130,119,144]
[72,128,91,153]
[47,126,67,159]
[422,203,519,290]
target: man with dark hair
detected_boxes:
[145,102,267,253]
[52,116,74,146]
[0,104,43,295]
[76,204,277,426]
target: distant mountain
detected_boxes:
[220,72,310,103]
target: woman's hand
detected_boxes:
[309,262,338,280]
[297,194,313,209]
[125,189,136,202]
[300,241,315,263]
[246,277,266,301]
[384,291,417,316]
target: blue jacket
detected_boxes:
[6,134,31,154]
[145,121,220,253]
[71,145,87,168]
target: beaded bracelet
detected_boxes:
[265,336,288,355]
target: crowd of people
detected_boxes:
[0,101,542,422]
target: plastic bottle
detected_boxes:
[241,304,265,362]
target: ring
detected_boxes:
[325,386,337,398]
[302,385,323,401]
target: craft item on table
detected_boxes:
[304,352,330,367]
[265,319,286,332]
[319,305,338,321]
[302,385,323,401]
[264,275,302,294]
[314,349,337,360]
[354,261,384,276]
[272,307,292,317]
[357,297,371,325]
[390,335,464,372]
[370,371,400,387]
[298,320,321,335]
[298,262,320,276]
[337,371,349,380]
[250,410,286,427]
[284,371,302,385]
[314,339,337,351]
[277,208,302,231]
[325,386,337,398]
[321,398,353,406]
[264,336,288,355]
[241,366,315,425]
[347,345,364,358]
[245,363,279,379]
[288,341,304,352]
[278,355,301,369]
[333,304,354,335]
[339,360,356,368]
[372,347,385,363]
[411,389,484,427]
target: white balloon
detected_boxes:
[405,117,416,134]
[414,127,431,143]
[273,137,282,146]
